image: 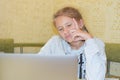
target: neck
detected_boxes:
[69,40,84,50]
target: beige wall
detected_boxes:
[0,0,120,43]
[0,0,54,43]
[0,0,120,53]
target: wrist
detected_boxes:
[85,35,93,40]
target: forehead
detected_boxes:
[54,16,73,26]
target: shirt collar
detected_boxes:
[61,39,85,55]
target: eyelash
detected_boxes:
[67,24,72,27]
[58,28,63,31]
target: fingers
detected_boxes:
[69,18,86,41]
[70,29,84,41]
[72,18,79,29]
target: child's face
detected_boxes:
[54,16,80,42]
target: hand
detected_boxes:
[70,18,93,41]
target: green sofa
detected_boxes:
[0,39,14,53]
[105,43,120,62]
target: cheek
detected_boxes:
[58,32,64,37]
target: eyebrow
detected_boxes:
[63,22,72,26]
[57,21,73,28]
[65,22,72,25]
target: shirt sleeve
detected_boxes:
[38,35,64,55]
[84,38,106,80]
[38,36,57,55]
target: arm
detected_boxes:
[71,19,106,80]
[84,38,106,80]
[38,35,64,55]
[38,36,55,55]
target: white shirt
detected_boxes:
[38,35,106,80]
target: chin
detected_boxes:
[65,39,73,43]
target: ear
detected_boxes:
[78,19,84,29]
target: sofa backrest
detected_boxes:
[105,43,120,62]
[0,39,14,53]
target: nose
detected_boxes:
[63,27,69,34]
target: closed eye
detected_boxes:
[66,23,72,27]
[58,27,63,31]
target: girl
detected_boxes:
[38,7,106,80]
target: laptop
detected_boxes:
[0,54,78,80]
